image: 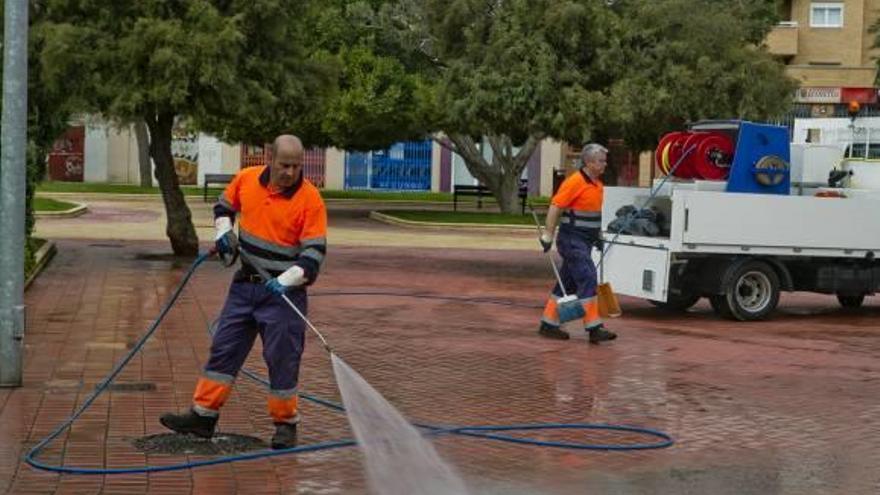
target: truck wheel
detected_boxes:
[837,294,865,308]
[649,293,701,311]
[721,261,780,321]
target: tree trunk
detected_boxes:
[134,120,152,188]
[487,156,522,214]
[146,112,199,256]
[441,133,540,215]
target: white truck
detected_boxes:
[600,120,880,321]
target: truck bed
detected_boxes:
[603,186,880,259]
[600,186,880,302]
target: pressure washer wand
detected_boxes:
[218,247,334,354]
[278,292,333,353]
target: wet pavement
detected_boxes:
[5,197,880,494]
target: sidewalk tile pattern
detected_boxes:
[2,240,880,494]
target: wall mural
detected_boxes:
[47,126,85,182]
[171,128,199,185]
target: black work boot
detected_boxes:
[588,325,617,344]
[271,423,298,450]
[538,322,570,340]
[159,409,217,439]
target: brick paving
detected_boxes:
[5,214,880,493]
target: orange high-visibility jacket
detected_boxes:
[552,169,603,241]
[215,166,327,282]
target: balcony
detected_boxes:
[766,21,798,57]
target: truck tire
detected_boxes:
[837,294,865,308]
[719,260,780,321]
[649,293,701,311]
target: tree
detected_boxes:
[602,0,796,150]
[366,0,794,212]
[289,0,436,150]
[1,3,72,275]
[37,0,331,255]
[413,0,618,212]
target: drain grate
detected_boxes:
[107,382,156,392]
[88,243,124,248]
[133,432,267,455]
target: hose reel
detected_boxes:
[655,131,735,180]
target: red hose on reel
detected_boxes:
[655,131,734,180]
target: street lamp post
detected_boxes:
[0,0,29,387]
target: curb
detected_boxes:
[34,201,88,218]
[369,210,534,232]
[25,239,57,290]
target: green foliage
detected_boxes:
[37,0,329,144]
[35,0,435,151]
[32,197,77,212]
[37,181,455,201]
[313,45,428,150]
[602,0,796,149]
[0,3,71,279]
[377,209,540,225]
[24,239,35,279]
[421,0,617,145]
[400,0,794,150]
[297,0,435,149]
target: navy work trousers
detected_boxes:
[551,229,598,300]
[205,280,306,392]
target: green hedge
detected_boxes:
[24,142,46,280]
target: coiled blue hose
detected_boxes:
[25,253,673,475]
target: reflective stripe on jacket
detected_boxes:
[214,166,327,282]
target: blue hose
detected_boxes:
[25,253,673,475]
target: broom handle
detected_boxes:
[547,254,569,298]
[528,204,569,298]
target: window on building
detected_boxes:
[810,2,844,28]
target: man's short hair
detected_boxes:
[581,143,608,165]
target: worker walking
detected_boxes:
[160,134,327,449]
[538,143,617,343]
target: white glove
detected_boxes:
[215,216,233,240]
[276,265,307,287]
[539,231,553,252]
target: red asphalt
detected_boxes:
[2,239,880,494]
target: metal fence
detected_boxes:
[240,144,325,187]
[344,140,432,190]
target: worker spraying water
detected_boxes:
[158,134,470,493]
[160,135,322,448]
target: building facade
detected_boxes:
[767,0,880,116]
[50,119,613,197]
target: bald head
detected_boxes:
[272,134,304,155]
[269,134,305,189]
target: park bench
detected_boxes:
[203,173,235,202]
[453,181,528,214]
